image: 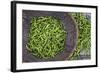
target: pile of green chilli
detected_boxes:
[70,13,91,60]
[26,16,66,59]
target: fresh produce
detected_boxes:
[26,16,66,59]
[70,13,91,60]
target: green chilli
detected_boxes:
[26,16,66,59]
[70,13,91,60]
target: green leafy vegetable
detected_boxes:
[26,16,66,59]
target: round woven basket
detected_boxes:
[22,10,78,62]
